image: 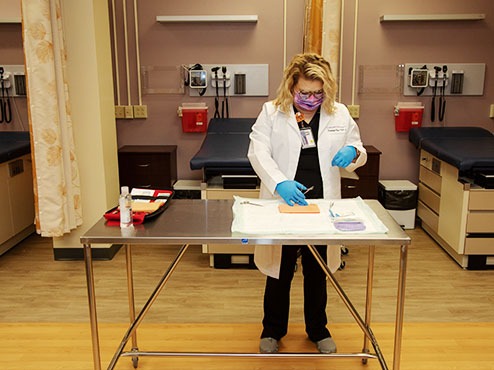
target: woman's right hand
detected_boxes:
[275,180,308,206]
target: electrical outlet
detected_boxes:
[124,105,134,119]
[490,104,494,119]
[133,105,148,119]
[114,106,125,119]
[347,104,360,119]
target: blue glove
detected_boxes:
[331,146,357,168]
[276,180,308,206]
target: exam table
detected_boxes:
[190,117,258,187]
[409,127,494,269]
[190,118,259,268]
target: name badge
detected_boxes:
[300,127,316,149]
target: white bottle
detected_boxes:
[119,186,133,228]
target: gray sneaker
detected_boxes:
[259,337,279,353]
[316,337,337,354]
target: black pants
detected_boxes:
[261,245,331,342]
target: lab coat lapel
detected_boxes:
[286,106,301,136]
[318,108,332,138]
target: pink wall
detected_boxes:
[0,24,23,63]
[112,0,494,184]
[342,0,494,182]
[2,1,493,184]
[0,22,28,132]
[111,0,305,180]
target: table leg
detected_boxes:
[362,245,376,359]
[83,243,102,370]
[307,244,388,370]
[392,245,408,370]
[125,244,139,367]
[106,243,190,370]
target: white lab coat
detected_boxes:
[247,101,367,279]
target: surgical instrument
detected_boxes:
[240,200,263,207]
[303,185,314,195]
[328,201,336,218]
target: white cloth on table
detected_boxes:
[231,196,388,235]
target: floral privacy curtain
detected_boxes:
[21,0,82,237]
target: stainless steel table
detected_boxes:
[81,199,411,370]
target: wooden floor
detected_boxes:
[3,322,494,370]
[1,228,494,369]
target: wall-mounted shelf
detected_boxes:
[380,13,486,22]
[156,15,258,23]
[0,18,21,24]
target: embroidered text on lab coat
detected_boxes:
[327,125,346,133]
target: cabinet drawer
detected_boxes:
[418,183,440,214]
[341,178,359,198]
[419,166,442,194]
[469,190,494,211]
[118,145,177,189]
[464,238,494,255]
[417,200,439,232]
[420,150,442,174]
[466,212,494,233]
[123,154,169,175]
[420,150,434,170]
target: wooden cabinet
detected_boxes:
[341,145,381,199]
[118,145,177,189]
[417,149,494,269]
[0,155,35,256]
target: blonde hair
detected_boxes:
[273,53,337,114]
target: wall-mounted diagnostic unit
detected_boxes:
[403,63,485,96]
[0,65,26,97]
[189,70,207,89]
[409,68,429,88]
[188,64,268,97]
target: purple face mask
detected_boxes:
[294,91,324,111]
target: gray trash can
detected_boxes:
[378,180,418,229]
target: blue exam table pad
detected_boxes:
[189,118,256,172]
[409,127,494,172]
[0,131,31,164]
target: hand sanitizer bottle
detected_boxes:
[119,186,133,228]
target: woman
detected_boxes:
[247,53,367,354]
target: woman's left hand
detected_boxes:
[331,146,357,168]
